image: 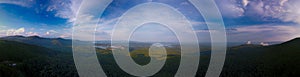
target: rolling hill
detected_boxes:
[0,35,72,52]
[0,39,57,62]
[0,35,299,77]
[0,39,77,77]
[221,38,300,77]
[0,39,58,77]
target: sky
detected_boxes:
[0,0,300,42]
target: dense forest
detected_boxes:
[0,36,299,77]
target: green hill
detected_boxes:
[1,35,299,77]
[1,36,72,52]
[259,38,300,76]
[0,39,57,77]
[0,39,77,77]
[0,40,57,62]
[221,38,300,77]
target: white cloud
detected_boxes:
[0,0,82,22]
[0,0,34,7]
[46,31,50,35]
[6,27,25,36]
[47,0,82,20]
[180,2,189,6]
[227,24,300,42]
[72,13,206,41]
[0,30,7,37]
[25,32,39,36]
[215,0,244,18]
[215,0,300,24]
[59,34,71,38]
[72,14,113,41]
[71,0,126,41]
[43,29,71,38]
[278,0,300,24]
[48,30,57,33]
[109,2,199,42]
[242,0,249,7]
[194,29,217,33]
[15,27,25,34]
[1,27,42,37]
[71,1,211,41]
[245,0,264,16]
[280,0,289,6]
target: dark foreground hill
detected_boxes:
[222,38,300,77]
[0,39,77,77]
[0,36,299,77]
[0,40,57,61]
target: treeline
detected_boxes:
[1,43,299,77]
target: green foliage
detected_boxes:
[0,37,299,77]
[0,40,78,77]
[221,38,300,77]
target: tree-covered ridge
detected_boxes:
[0,39,77,77]
[0,36,299,77]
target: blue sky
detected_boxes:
[0,0,300,42]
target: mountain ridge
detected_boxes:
[0,35,72,52]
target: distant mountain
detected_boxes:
[230,44,263,50]
[0,35,72,52]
